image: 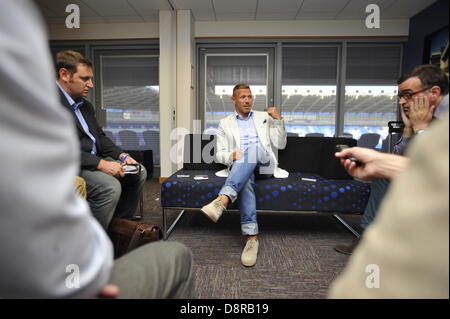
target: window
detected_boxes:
[282,46,338,137]
[199,48,274,134]
[197,40,404,146]
[344,45,402,148]
[95,50,160,164]
[50,41,161,166]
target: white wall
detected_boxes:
[195,20,409,38]
[46,19,409,40]
[159,10,177,179]
[176,10,196,170]
[46,22,159,40]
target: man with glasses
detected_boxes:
[334,64,448,255]
[394,64,449,154]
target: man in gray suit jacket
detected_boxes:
[201,83,288,267]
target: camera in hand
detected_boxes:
[335,144,363,167]
[123,164,141,174]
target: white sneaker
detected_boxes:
[241,239,259,267]
[200,197,226,223]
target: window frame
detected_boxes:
[196,38,406,137]
[197,45,276,132]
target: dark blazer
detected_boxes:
[59,89,123,171]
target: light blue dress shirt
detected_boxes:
[57,82,97,154]
[236,111,261,151]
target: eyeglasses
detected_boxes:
[398,87,430,100]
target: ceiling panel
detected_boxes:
[35,0,440,23]
[35,0,100,18]
[172,0,216,21]
[336,0,396,19]
[381,0,438,19]
[213,0,257,14]
[128,0,171,11]
[81,0,137,16]
[78,16,108,23]
[103,16,145,23]
[296,0,349,19]
[300,0,350,11]
[257,0,303,12]
[296,12,344,20]
[256,0,302,20]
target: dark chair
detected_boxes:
[381,138,389,153]
[143,130,160,165]
[305,132,324,137]
[118,130,140,151]
[339,132,353,138]
[357,133,380,149]
[385,121,405,153]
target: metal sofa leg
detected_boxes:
[332,214,360,238]
[162,208,186,240]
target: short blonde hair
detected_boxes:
[232,83,251,96]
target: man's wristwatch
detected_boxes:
[415,129,425,135]
[119,153,130,160]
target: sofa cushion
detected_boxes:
[277,136,323,174]
[161,169,370,214]
[182,134,356,179]
[318,137,357,179]
[278,136,356,179]
[182,134,226,171]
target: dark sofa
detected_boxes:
[161,134,371,239]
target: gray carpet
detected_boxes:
[141,179,362,299]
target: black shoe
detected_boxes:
[334,238,360,255]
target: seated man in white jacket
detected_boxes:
[201,83,288,267]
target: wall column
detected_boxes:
[175,10,196,171]
[159,10,177,179]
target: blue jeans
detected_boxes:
[219,144,274,236]
[360,178,391,229]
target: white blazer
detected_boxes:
[215,110,289,178]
